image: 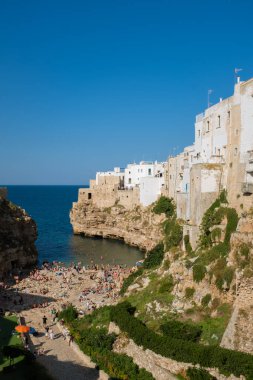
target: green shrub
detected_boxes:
[164,218,183,250]
[158,275,174,293]
[199,191,238,248]
[161,319,202,342]
[212,259,235,291]
[193,264,207,283]
[211,227,222,242]
[185,287,195,299]
[163,259,170,270]
[62,308,154,380]
[244,267,253,278]
[111,302,253,379]
[153,196,175,217]
[119,243,165,295]
[59,304,78,323]
[119,268,144,295]
[201,294,212,307]
[143,243,164,269]
[77,328,154,380]
[186,367,217,380]
[184,234,193,254]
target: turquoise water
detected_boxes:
[6,186,143,266]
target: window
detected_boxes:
[217,148,221,156]
[217,115,221,128]
[88,193,92,200]
[228,111,231,123]
[128,178,131,184]
[234,147,238,156]
[207,121,210,132]
[148,168,152,175]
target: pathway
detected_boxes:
[21,308,108,380]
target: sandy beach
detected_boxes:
[0,262,133,380]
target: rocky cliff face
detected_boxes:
[70,201,166,251]
[0,197,38,278]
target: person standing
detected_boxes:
[42,315,47,326]
[49,329,54,340]
[69,334,74,346]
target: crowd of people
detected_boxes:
[0,260,137,316]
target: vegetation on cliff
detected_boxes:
[59,305,154,380]
[111,302,253,379]
[66,192,253,379]
[189,191,239,291]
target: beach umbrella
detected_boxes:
[15,325,30,333]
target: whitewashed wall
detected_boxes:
[139,176,164,206]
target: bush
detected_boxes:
[77,328,154,380]
[153,196,175,217]
[110,302,253,379]
[119,268,144,295]
[161,319,202,342]
[184,234,193,254]
[119,243,165,295]
[201,294,212,307]
[199,191,238,248]
[186,367,217,380]
[58,304,78,323]
[164,218,183,250]
[143,243,164,269]
[158,275,174,293]
[185,287,195,299]
[63,310,154,380]
[193,264,207,283]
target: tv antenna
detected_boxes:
[208,89,213,108]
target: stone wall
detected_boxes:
[109,323,243,380]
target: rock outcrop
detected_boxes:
[0,197,38,278]
[70,201,166,251]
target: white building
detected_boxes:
[139,176,165,207]
[124,161,165,189]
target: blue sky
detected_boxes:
[1,0,253,185]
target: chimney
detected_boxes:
[237,76,240,84]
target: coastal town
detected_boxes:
[2,0,253,378]
[73,76,253,249]
[1,76,253,379]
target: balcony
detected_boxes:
[242,182,253,195]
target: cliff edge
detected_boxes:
[70,201,166,251]
[0,197,38,278]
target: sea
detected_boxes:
[5,186,144,267]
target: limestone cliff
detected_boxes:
[0,197,38,277]
[70,201,166,251]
